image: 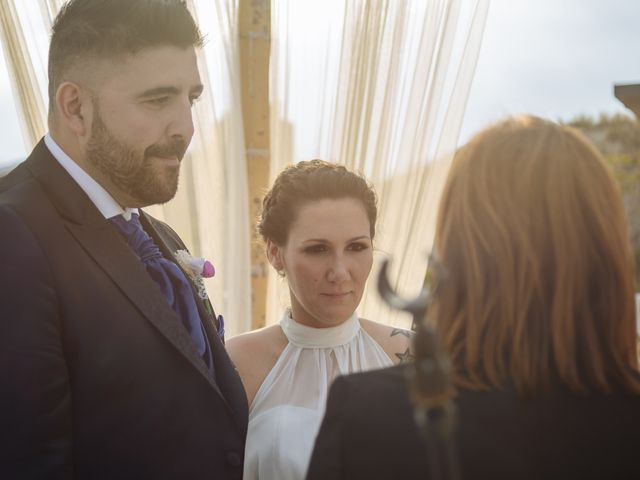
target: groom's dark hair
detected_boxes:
[48,0,203,115]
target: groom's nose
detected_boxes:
[168,99,196,145]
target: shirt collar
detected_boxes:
[44,133,138,220]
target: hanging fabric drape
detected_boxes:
[0,0,251,336]
[0,2,47,148]
[175,0,251,337]
[268,0,490,327]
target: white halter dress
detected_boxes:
[243,311,394,480]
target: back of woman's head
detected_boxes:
[434,115,639,396]
[258,159,377,246]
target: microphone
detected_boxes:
[378,257,460,480]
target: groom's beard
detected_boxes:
[85,108,187,206]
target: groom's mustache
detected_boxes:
[145,138,188,161]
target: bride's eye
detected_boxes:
[304,244,328,254]
[347,242,369,252]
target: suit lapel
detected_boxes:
[140,212,218,334]
[141,212,249,430]
[26,140,228,404]
[139,213,223,361]
[68,223,226,398]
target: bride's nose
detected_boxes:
[326,257,349,283]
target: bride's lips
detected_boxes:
[321,291,352,298]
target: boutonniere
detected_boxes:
[175,249,225,339]
[175,250,224,343]
[175,248,215,300]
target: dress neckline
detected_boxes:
[279,311,360,348]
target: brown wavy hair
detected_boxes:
[258,160,377,246]
[433,116,639,396]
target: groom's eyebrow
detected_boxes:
[137,86,180,98]
[302,236,370,243]
[137,84,204,99]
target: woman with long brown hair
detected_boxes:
[306,116,640,480]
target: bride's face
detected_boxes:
[268,197,374,328]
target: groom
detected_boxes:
[0,1,247,478]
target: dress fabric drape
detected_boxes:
[243,311,393,480]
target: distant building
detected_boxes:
[615,83,640,119]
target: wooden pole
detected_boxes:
[239,0,271,330]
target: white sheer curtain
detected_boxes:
[146,0,251,337]
[0,1,48,148]
[0,0,251,336]
[268,0,490,328]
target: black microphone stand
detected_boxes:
[378,258,460,480]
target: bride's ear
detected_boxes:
[266,239,285,275]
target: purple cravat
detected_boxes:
[110,213,212,368]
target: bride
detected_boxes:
[226,160,412,480]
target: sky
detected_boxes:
[460,0,639,142]
[0,0,638,169]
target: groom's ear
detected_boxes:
[54,81,91,137]
[265,239,284,273]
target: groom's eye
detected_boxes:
[147,96,171,107]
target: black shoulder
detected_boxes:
[342,364,409,392]
[0,161,30,193]
[330,364,411,416]
[314,364,428,479]
[0,161,41,208]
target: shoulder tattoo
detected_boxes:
[395,348,415,364]
[390,328,412,338]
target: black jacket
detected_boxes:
[307,364,640,480]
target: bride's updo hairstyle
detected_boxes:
[258,160,377,246]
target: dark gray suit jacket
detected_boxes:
[0,139,248,479]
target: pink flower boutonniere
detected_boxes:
[174,249,215,301]
[175,249,221,336]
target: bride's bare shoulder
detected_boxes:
[359,318,414,365]
[226,324,287,363]
[225,324,288,404]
